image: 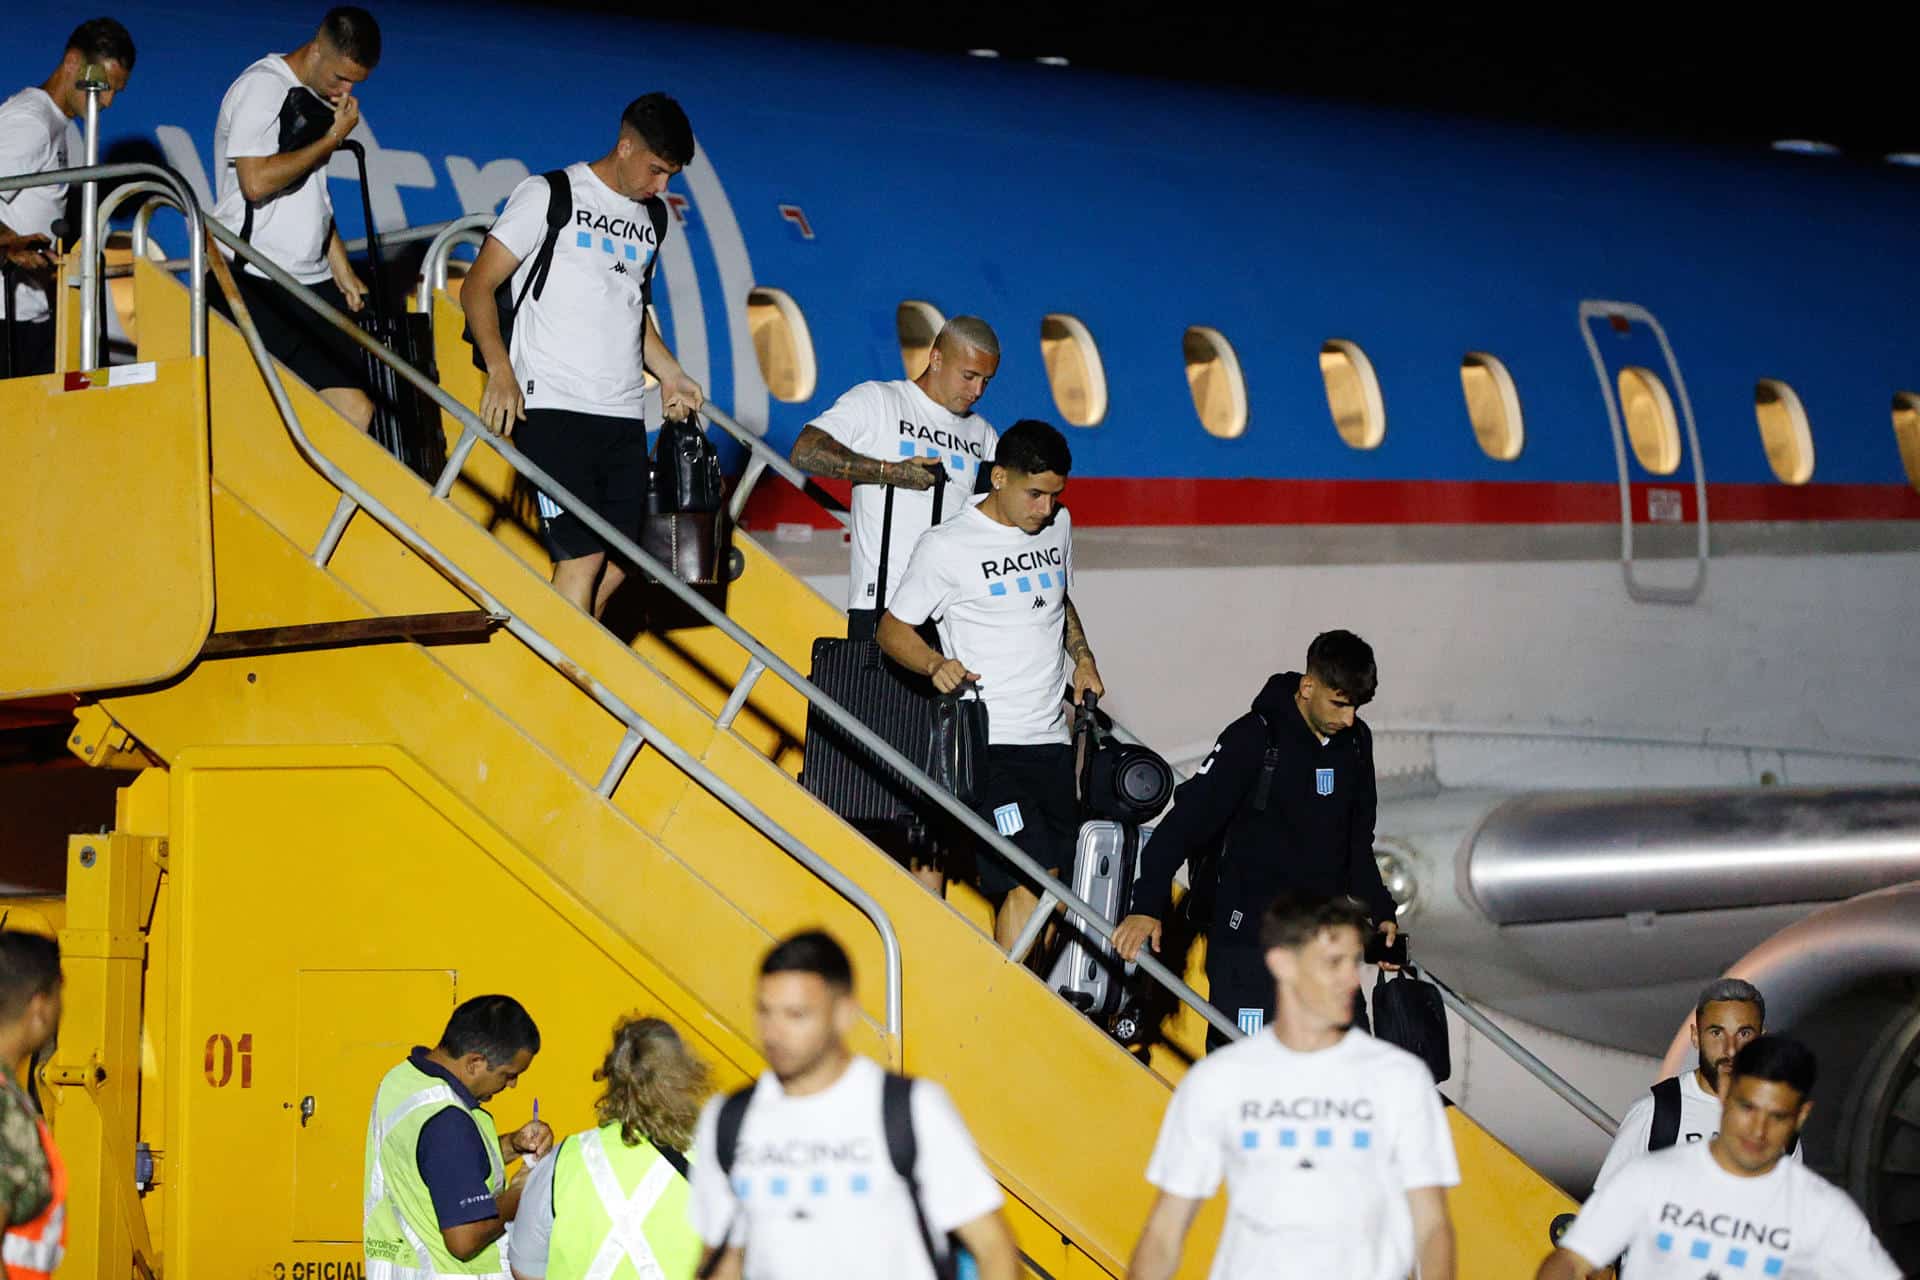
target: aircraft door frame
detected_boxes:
[1578,300,1711,604]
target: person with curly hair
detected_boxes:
[509,1015,711,1280]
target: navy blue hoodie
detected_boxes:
[1133,672,1395,947]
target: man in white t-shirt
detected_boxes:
[209,6,381,429]
[463,92,705,618]
[1539,1035,1899,1280]
[1594,978,1802,1199]
[0,18,136,378]
[688,930,1017,1280]
[879,420,1106,949]
[789,316,1001,633]
[1128,894,1458,1280]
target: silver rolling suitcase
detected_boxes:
[1047,821,1149,1019]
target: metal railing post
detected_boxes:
[76,66,109,370]
[1006,890,1059,966]
[416,215,492,315]
[2,163,207,359]
[715,659,766,732]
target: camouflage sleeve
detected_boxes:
[0,1083,51,1226]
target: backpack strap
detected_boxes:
[695,1085,758,1280]
[1648,1076,1683,1151]
[713,1084,754,1175]
[884,1073,956,1280]
[518,168,572,309]
[639,195,668,309]
[1250,710,1283,813]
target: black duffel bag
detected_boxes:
[1372,965,1451,1084]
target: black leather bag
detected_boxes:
[653,414,724,512]
[640,415,727,584]
[926,691,987,806]
[1372,966,1450,1084]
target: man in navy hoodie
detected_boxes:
[1114,630,1398,1047]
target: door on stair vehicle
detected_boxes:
[293,968,456,1242]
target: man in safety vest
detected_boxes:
[508,1016,708,1280]
[0,931,64,1280]
[364,994,553,1279]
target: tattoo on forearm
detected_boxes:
[790,428,901,486]
[1064,600,1094,663]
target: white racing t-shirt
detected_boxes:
[1596,1070,1803,1191]
[487,162,661,418]
[1145,1029,1459,1280]
[213,55,335,283]
[888,500,1073,746]
[688,1056,1003,1280]
[1561,1140,1898,1279]
[809,380,997,609]
[0,87,80,322]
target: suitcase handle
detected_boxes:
[336,140,395,320]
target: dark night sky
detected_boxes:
[664,3,1920,159]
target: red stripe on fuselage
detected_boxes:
[740,478,1920,529]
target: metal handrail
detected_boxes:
[0,162,207,358]
[195,208,1242,1045]
[417,214,493,313]
[1418,968,1617,1135]
[190,219,907,1049]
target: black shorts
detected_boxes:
[971,742,1079,902]
[516,407,649,564]
[211,270,366,395]
[2,318,55,379]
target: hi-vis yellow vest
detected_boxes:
[548,1122,698,1280]
[362,1059,508,1280]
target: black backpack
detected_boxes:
[461,170,667,372]
[700,1073,964,1280]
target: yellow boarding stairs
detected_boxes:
[0,168,1577,1279]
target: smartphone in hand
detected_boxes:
[1364,929,1409,967]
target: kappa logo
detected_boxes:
[1031,596,1047,609]
[610,260,629,275]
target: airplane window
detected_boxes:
[1753,379,1815,485]
[1319,339,1385,449]
[1895,392,1920,494]
[1184,326,1248,439]
[1617,365,1681,475]
[1459,353,1523,461]
[896,300,945,380]
[1040,314,1108,426]
[746,287,817,403]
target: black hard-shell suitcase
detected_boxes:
[800,483,948,838]
[1048,820,1147,1019]
[338,140,446,482]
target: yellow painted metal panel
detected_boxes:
[293,969,456,1241]
[133,257,192,362]
[164,746,762,1278]
[0,357,212,697]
